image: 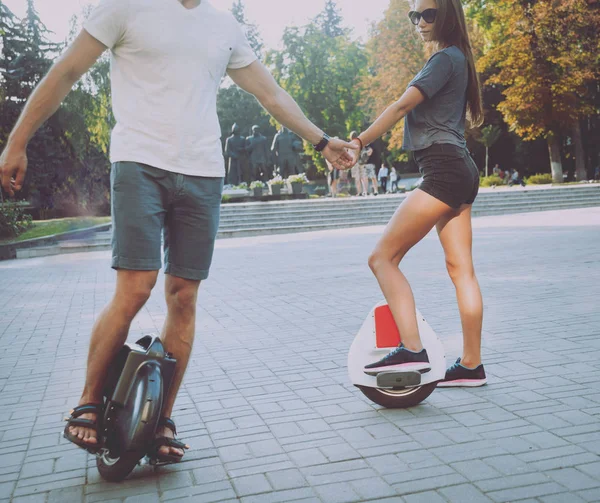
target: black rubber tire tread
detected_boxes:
[96,450,144,482]
[357,382,437,408]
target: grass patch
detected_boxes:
[0,216,111,244]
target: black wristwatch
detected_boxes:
[313,133,330,152]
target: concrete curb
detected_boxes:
[0,223,111,260]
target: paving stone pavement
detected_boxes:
[0,207,599,503]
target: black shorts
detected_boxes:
[414,143,480,209]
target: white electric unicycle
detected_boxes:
[348,302,445,408]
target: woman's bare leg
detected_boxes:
[436,204,483,367]
[368,189,453,350]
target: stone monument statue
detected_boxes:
[245,125,271,181]
[224,123,247,185]
[271,126,303,178]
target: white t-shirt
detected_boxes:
[84,0,257,177]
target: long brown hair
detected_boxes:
[421,0,483,126]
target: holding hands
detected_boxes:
[321,136,360,170]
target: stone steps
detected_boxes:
[216,196,600,226]
[15,184,600,259]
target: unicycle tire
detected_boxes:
[357,382,437,408]
[96,450,144,482]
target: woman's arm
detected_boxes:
[356,86,425,148]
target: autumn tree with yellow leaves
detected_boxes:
[479,0,600,182]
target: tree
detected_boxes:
[0,0,72,210]
[316,0,346,38]
[218,1,273,156]
[476,125,501,177]
[360,0,426,151]
[1,2,111,215]
[231,0,263,57]
[217,85,275,145]
[479,0,600,182]
[266,1,367,169]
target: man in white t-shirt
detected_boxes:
[0,0,357,463]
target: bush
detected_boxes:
[0,201,33,239]
[249,180,266,189]
[480,175,504,187]
[527,173,552,185]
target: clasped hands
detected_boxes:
[320,135,363,170]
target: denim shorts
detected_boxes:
[110,161,223,281]
[414,143,480,209]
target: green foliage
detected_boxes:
[266,1,367,170]
[219,1,275,149]
[526,173,553,185]
[1,215,110,242]
[361,0,425,150]
[231,0,264,57]
[217,85,275,145]
[250,180,266,189]
[476,125,502,148]
[0,3,111,216]
[0,201,33,238]
[480,174,504,187]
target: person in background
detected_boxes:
[389,166,399,193]
[349,131,367,196]
[508,169,526,187]
[364,147,379,196]
[378,164,389,193]
[327,159,339,197]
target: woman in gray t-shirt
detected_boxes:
[353,0,488,387]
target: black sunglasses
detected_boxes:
[408,8,438,25]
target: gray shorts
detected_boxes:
[110,161,223,281]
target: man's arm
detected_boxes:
[227,61,357,169]
[0,30,107,195]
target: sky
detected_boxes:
[4,0,392,49]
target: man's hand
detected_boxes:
[0,145,27,197]
[322,137,359,170]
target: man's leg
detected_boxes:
[68,270,159,445]
[159,174,223,457]
[69,161,167,446]
[156,275,201,456]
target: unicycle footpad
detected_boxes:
[376,371,422,389]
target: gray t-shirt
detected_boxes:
[403,46,468,151]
